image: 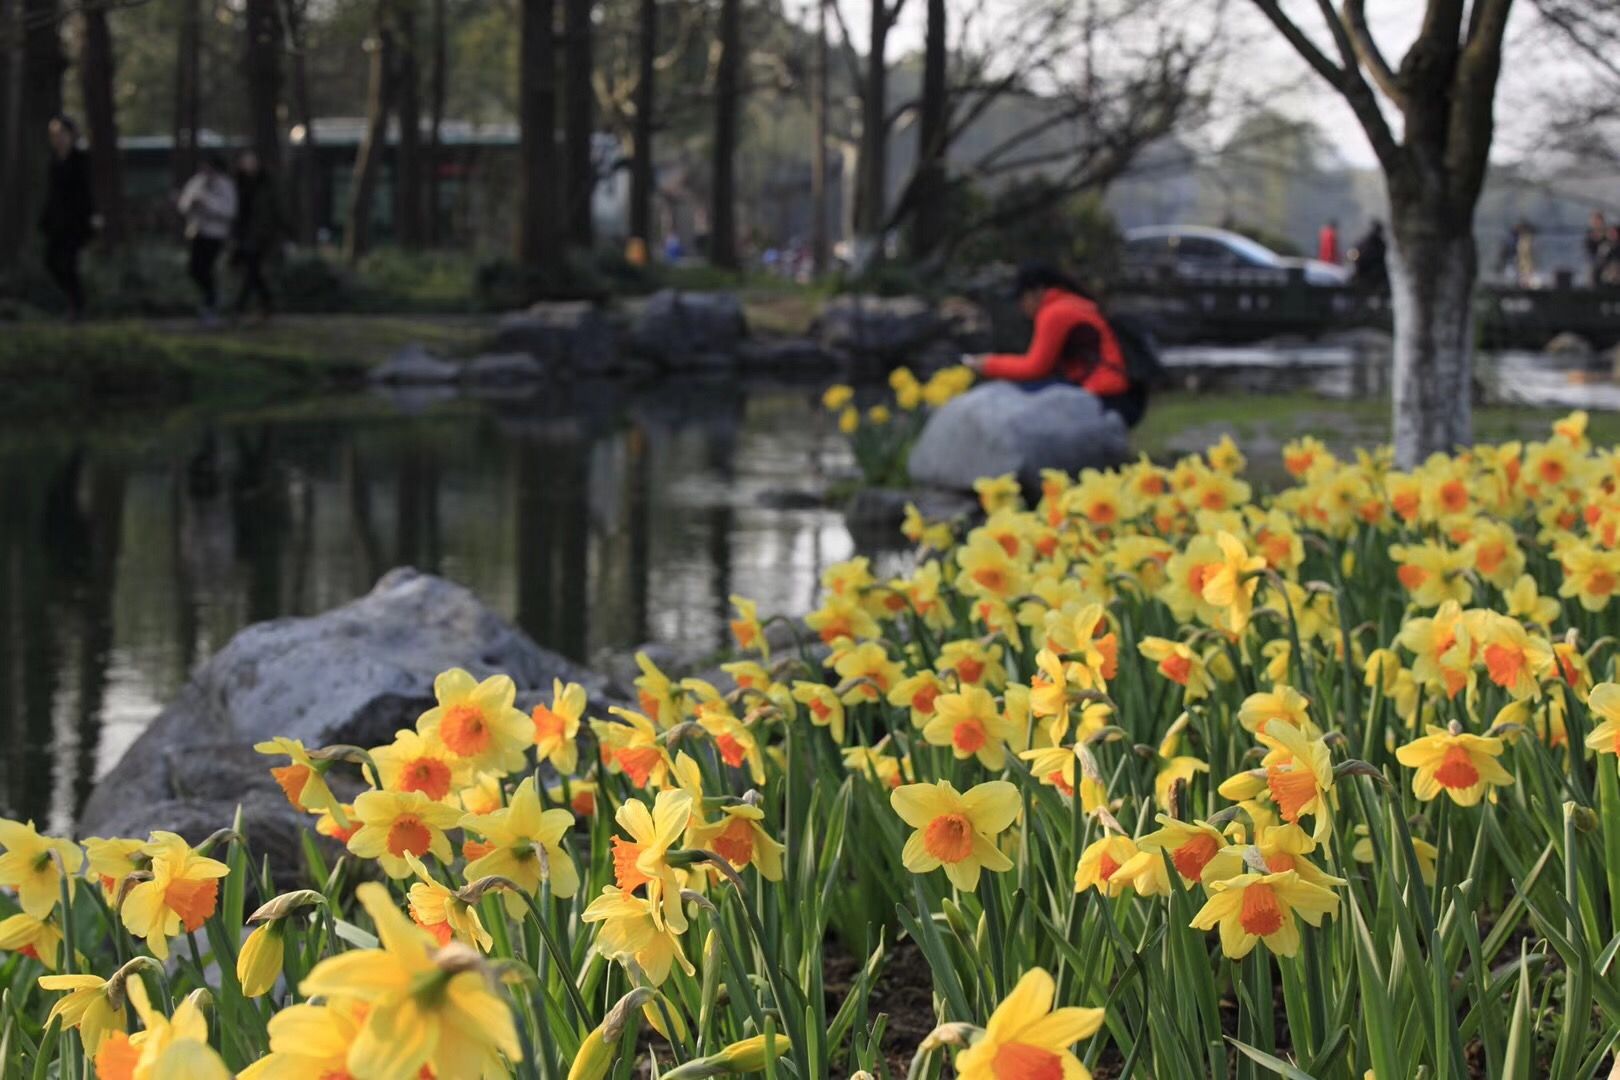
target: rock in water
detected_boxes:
[78,568,606,868]
[492,301,619,374]
[369,343,462,385]
[817,295,942,358]
[907,382,1130,492]
[629,289,748,363]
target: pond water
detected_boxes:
[0,377,877,831]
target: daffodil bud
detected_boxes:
[568,988,657,1080]
[247,889,325,924]
[662,1033,793,1078]
[235,921,285,998]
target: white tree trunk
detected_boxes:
[1388,220,1476,468]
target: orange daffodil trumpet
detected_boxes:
[1396,724,1515,806]
[950,967,1106,1080]
[892,780,1020,891]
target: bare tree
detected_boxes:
[562,0,595,248]
[426,0,446,244]
[1249,0,1515,466]
[627,0,656,248]
[80,0,125,246]
[243,0,283,177]
[345,1,395,262]
[393,0,424,247]
[172,0,200,188]
[810,0,829,273]
[710,0,740,267]
[283,0,320,243]
[517,0,557,264]
[906,0,945,259]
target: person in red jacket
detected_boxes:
[964,264,1144,426]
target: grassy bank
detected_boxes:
[0,315,488,412]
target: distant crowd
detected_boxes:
[40,114,281,324]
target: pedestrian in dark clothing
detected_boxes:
[38,115,95,318]
[1349,220,1387,293]
[1586,211,1608,286]
[177,153,237,325]
[231,150,281,320]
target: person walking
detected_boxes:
[38,115,95,319]
[1317,219,1340,265]
[230,150,281,321]
[1349,220,1387,293]
[1585,211,1608,287]
[177,153,237,325]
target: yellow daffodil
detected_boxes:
[38,969,126,1056]
[953,967,1105,1080]
[254,737,347,824]
[0,912,62,970]
[611,789,694,932]
[0,818,83,919]
[298,882,521,1078]
[923,685,1016,770]
[593,707,674,789]
[416,667,533,777]
[404,852,494,950]
[462,776,579,916]
[120,832,229,960]
[83,837,146,901]
[1395,725,1514,806]
[581,885,696,986]
[371,727,466,802]
[531,678,587,774]
[346,788,464,879]
[891,779,1019,891]
[1190,869,1343,958]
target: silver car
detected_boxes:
[1122,225,1352,286]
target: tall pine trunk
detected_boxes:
[243,0,283,176]
[393,0,423,248]
[809,0,828,275]
[628,0,655,249]
[709,0,739,269]
[426,0,446,244]
[853,0,888,266]
[285,0,319,243]
[517,0,556,265]
[907,0,946,260]
[172,0,200,188]
[345,1,394,263]
[561,0,594,248]
[0,0,62,263]
[1389,202,1476,463]
[80,0,126,247]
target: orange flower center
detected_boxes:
[1095,634,1119,679]
[462,839,495,861]
[1048,770,1074,796]
[716,733,748,768]
[1483,643,1526,689]
[1440,480,1468,513]
[1266,765,1318,823]
[638,690,662,717]
[1396,564,1428,591]
[1477,542,1506,574]
[411,907,453,947]
[713,817,756,867]
[1171,834,1221,880]
[401,758,453,801]
[997,533,1020,556]
[386,816,434,859]
[271,764,311,810]
[612,837,650,891]
[1590,569,1618,596]
[1160,653,1192,686]
[955,658,986,684]
[439,703,492,757]
[616,746,664,788]
[571,790,596,817]
[1089,501,1117,525]
[1238,882,1285,937]
[94,1032,140,1080]
[1097,851,1122,881]
[952,719,988,753]
[990,1041,1065,1080]
[971,567,1008,594]
[922,813,975,863]
[730,618,757,648]
[164,876,220,932]
[532,706,568,745]
[911,685,940,716]
[1264,852,1296,873]
[1433,744,1481,790]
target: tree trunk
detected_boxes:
[562,0,594,248]
[710,0,739,269]
[628,0,655,249]
[517,0,556,265]
[0,0,14,267]
[345,4,394,263]
[172,0,200,188]
[809,0,828,275]
[243,0,283,176]
[907,0,946,260]
[284,0,319,243]
[2,0,63,258]
[79,0,126,247]
[853,0,888,266]
[393,0,423,247]
[1388,202,1476,466]
[426,0,446,244]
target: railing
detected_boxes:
[1110,266,1620,351]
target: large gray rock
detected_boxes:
[492,301,618,373]
[464,351,549,385]
[370,343,462,385]
[817,295,943,358]
[629,290,748,362]
[907,382,1129,492]
[79,568,607,862]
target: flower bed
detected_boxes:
[5,410,1620,1078]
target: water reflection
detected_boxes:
[0,378,871,830]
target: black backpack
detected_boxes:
[1107,312,1167,389]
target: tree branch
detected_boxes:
[1341,0,1405,107]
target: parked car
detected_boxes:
[1122,225,1352,286]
